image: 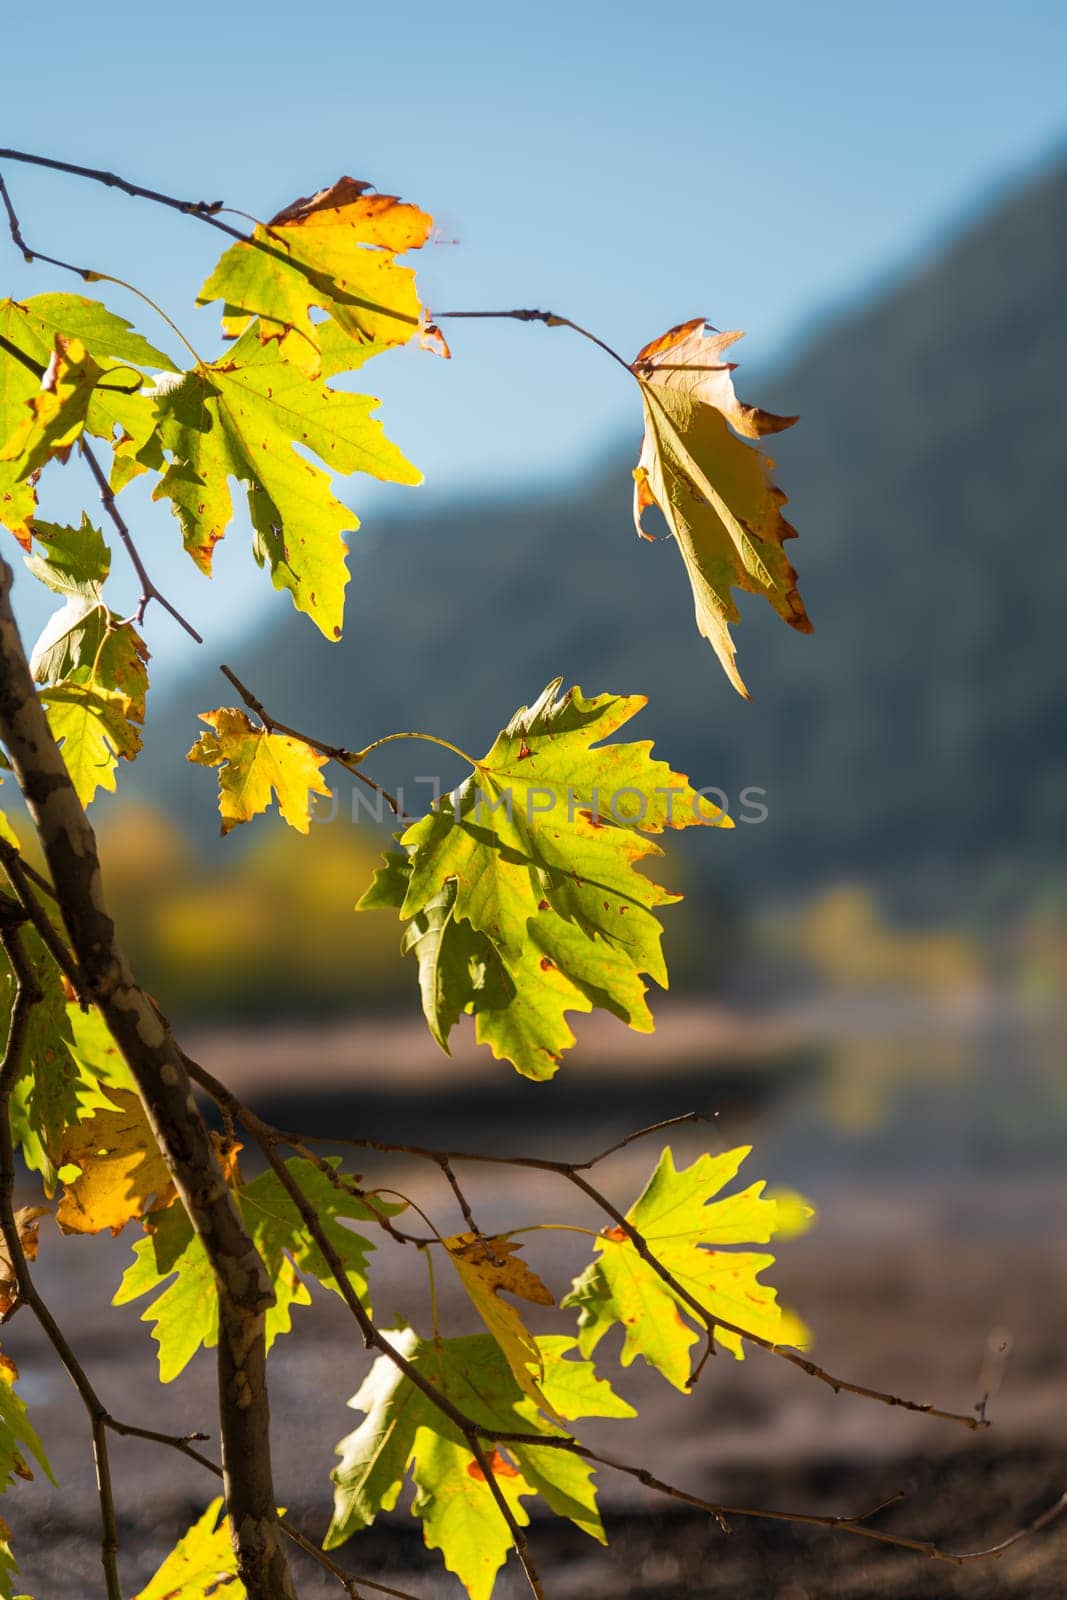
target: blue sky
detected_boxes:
[2,0,1065,665]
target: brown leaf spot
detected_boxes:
[601,1225,628,1243]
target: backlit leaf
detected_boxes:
[443,1233,558,1418]
[188,708,331,834]
[55,1087,176,1236]
[631,319,811,697]
[114,1157,395,1381]
[0,294,172,545]
[132,1498,243,1600]
[328,1331,634,1600]
[144,321,420,637]
[563,1145,812,1389]
[359,681,729,1076]
[0,336,105,479]
[198,177,434,374]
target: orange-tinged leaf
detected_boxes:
[198,176,437,374]
[188,707,331,835]
[631,318,811,697]
[56,1087,176,1236]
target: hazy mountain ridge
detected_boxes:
[143,160,1067,916]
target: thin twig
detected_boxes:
[469,1437,546,1600]
[433,307,633,374]
[435,1155,481,1236]
[279,1125,987,1432]
[178,1063,1063,1577]
[0,839,89,1001]
[79,439,203,643]
[0,148,242,240]
[219,663,406,817]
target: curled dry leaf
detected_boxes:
[0,1207,48,1319]
[631,318,811,697]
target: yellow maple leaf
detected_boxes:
[187,707,331,835]
[444,1232,561,1420]
[631,318,811,698]
[56,1088,176,1236]
[0,334,105,478]
[198,176,439,373]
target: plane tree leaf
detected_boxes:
[197,176,435,374]
[359,680,730,1077]
[55,1086,177,1237]
[26,519,149,806]
[443,1233,559,1418]
[0,294,171,544]
[132,1498,243,1600]
[143,321,421,636]
[0,1353,53,1489]
[631,319,811,697]
[327,1330,634,1600]
[563,1145,813,1390]
[1,930,81,1191]
[187,707,331,834]
[114,1157,397,1381]
[0,335,106,479]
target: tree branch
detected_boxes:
[280,1124,987,1431]
[0,149,244,241]
[0,563,294,1600]
[79,437,204,643]
[219,662,406,818]
[0,908,122,1597]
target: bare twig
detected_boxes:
[79,438,203,643]
[0,838,89,1001]
[469,1437,546,1600]
[432,307,633,375]
[220,662,406,817]
[0,148,242,241]
[276,1125,987,1433]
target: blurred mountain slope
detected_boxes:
[142,159,1067,915]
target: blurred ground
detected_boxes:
[5,978,1067,1598]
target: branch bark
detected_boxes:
[0,561,296,1600]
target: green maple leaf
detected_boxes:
[143,320,420,638]
[327,1330,634,1600]
[0,1354,53,1494]
[132,1499,242,1600]
[114,1157,395,1381]
[631,319,811,698]
[0,1349,55,1597]
[24,519,149,806]
[359,681,730,1077]
[0,294,173,543]
[41,683,142,807]
[197,176,433,374]
[562,1145,813,1390]
[2,930,79,1191]
[187,707,331,834]
[1,937,134,1194]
